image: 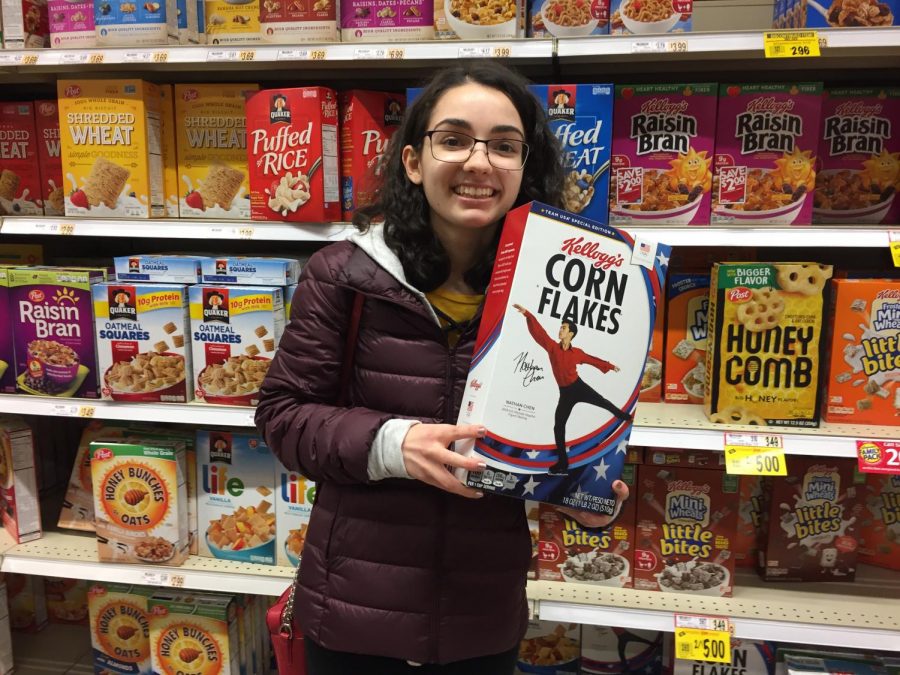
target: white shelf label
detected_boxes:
[142,571,187,587]
[59,53,90,64]
[0,53,22,65]
[459,46,492,58]
[631,40,666,53]
[675,614,731,633]
[51,404,80,417]
[724,433,783,449]
[353,47,386,59]
[276,47,327,60]
[207,50,239,62]
[124,51,153,63]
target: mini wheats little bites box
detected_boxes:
[276,467,315,567]
[712,83,823,226]
[34,100,65,216]
[858,472,900,570]
[610,84,717,227]
[664,273,709,403]
[88,582,153,675]
[455,202,670,515]
[0,101,43,216]
[705,262,832,427]
[246,87,340,223]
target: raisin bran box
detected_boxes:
[0,416,41,544]
[455,202,670,515]
[711,83,823,226]
[260,0,338,42]
[0,101,42,216]
[664,273,709,403]
[858,472,900,570]
[610,84,717,227]
[815,88,900,225]
[34,100,64,217]
[246,87,340,223]
[609,0,692,34]
[276,465,316,567]
[581,625,666,675]
[340,90,405,222]
[528,0,610,37]
[87,582,153,675]
[0,269,14,394]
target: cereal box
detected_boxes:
[90,439,189,565]
[284,282,298,319]
[705,262,832,427]
[260,0,337,42]
[0,416,41,544]
[159,85,179,218]
[246,87,340,223]
[734,475,764,568]
[341,0,433,41]
[435,0,519,38]
[525,500,539,579]
[8,266,105,398]
[455,202,670,515]
[0,245,43,265]
[581,625,666,675]
[609,0,691,33]
[58,79,165,219]
[673,639,777,675]
[6,573,48,633]
[201,256,301,286]
[189,285,285,406]
[114,254,207,284]
[758,458,863,582]
[664,273,709,403]
[0,269,13,394]
[610,84,717,227]
[48,0,95,47]
[711,83,823,226]
[814,88,900,225]
[528,84,614,225]
[634,464,738,596]
[796,0,898,27]
[88,582,153,675]
[0,584,12,675]
[858,472,900,570]
[44,578,88,625]
[174,84,257,220]
[528,0,609,36]
[824,279,900,425]
[339,90,405,222]
[516,620,580,673]
[34,100,65,216]
[204,0,260,43]
[640,293,664,402]
[0,0,49,47]
[0,101,42,216]
[94,0,168,45]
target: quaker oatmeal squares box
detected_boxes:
[260,0,337,42]
[246,87,340,223]
[175,84,257,220]
[204,0,260,43]
[159,85,178,218]
[58,79,165,219]
[88,582,153,675]
[455,202,670,515]
[734,475,764,568]
[114,254,207,284]
[581,626,666,675]
[609,0,691,34]
[705,262,832,427]
[858,472,900,570]
[6,573,48,633]
[341,0,433,41]
[664,273,709,403]
[276,466,315,566]
[94,0,169,45]
[814,88,900,225]
[34,100,65,216]
[0,101,42,216]
[610,84,717,227]
[516,620,580,673]
[712,83,823,226]
[528,0,609,37]
[0,269,13,394]
[44,578,88,625]
[435,0,519,39]
[201,256,301,286]
[1,0,49,47]
[0,416,41,544]
[48,0,94,47]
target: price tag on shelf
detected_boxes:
[674,615,731,663]
[353,47,385,59]
[631,40,666,53]
[89,53,105,64]
[51,404,79,417]
[206,50,241,62]
[236,226,255,240]
[142,571,185,587]
[667,39,688,52]
[238,50,256,61]
[153,51,169,63]
[856,440,900,475]
[763,31,820,58]
[458,46,492,58]
[21,54,39,65]
[124,51,153,63]
[386,47,405,60]
[889,231,900,267]
[78,406,96,418]
[58,223,76,236]
[724,433,787,476]
[59,52,90,65]
[492,45,512,58]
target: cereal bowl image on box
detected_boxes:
[444,0,519,38]
[814,169,895,224]
[535,0,606,36]
[517,620,580,673]
[610,0,691,33]
[654,560,731,595]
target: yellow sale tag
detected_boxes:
[764,31,820,58]
[724,434,786,475]
[890,232,900,267]
[675,628,731,662]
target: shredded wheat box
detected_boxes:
[48,0,95,47]
[201,256,301,285]
[260,0,337,42]
[58,79,165,219]
[34,99,65,216]
[0,416,41,544]
[6,573,48,633]
[276,466,315,566]
[0,268,13,394]
[1,0,49,47]
[455,202,670,515]
[114,254,207,284]
[664,273,709,403]
[705,262,832,427]
[88,581,153,675]
[159,85,179,217]
[581,625,665,675]
[44,577,88,625]
[204,0,260,43]
[174,84,257,220]
[94,0,169,45]
[0,101,43,216]
[516,620,580,673]
[859,472,900,570]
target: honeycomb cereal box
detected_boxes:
[0,0,49,47]
[44,577,88,625]
[712,83,823,226]
[246,87,340,223]
[260,0,337,42]
[204,0,260,43]
[339,90,405,222]
[516,620,580,673]
[664,273,709,403]
[705,262,832,427]
[159,85,179,218]
[824,279,900,425]
[0,101,42,216]
[174,84,257,220]
[609,0,692,34]
[610,84,717,227]
[58,79,165,219]
[34,100,65,216]
[6,573,48,633]
[581,625,666,675]
[341,0,433,41]
[734,475,764,568]
[527,0,610,36]
[0,416,41,544]
[90,439,189,565]
[189,285,285,406]
[88,582,153,675]
[814,88,900,225]
[858,472,900,570]
[94,0,169,45]
[0,269,13,394]
[48,0,95,48]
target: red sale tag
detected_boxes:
[616,167,644,205]
[857,440,900,474]
[717,166,747,204]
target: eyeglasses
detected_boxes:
[424,130,529,171]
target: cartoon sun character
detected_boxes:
[773,148,816,194]
[666,147,712,196]
[861,150,900,192]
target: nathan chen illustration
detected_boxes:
[513,303,631,476]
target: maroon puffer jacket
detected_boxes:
[256,235,531,665]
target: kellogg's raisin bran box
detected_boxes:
[712,83,823,226]
[246,87,340,223]
[340,90,405,222]
[859,472,900,571]
[610,84,717,227]
[260,0,338,42]
[455,202,670,515]
[0,101,42,216]
[34,100,64,217]
[664,273,709,403]
[814,88,900,225]
[0,269,13,394]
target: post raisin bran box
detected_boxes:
[88,582,153,675]
[664,273,709,403]
[858,472,900,570]
[0,416,41,544]
[246,87,340,223]
[0,268,13,394]
[159,85,179,218]
[260,0,338,42]
[0,101,42,216]
[609,84,717,227]
[34,100,64,216]
[276,466,315,567]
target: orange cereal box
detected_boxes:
[88,582,153,675]
[824,279,900,426]
[664,273,709,404]
[858,472,900,571]
[34,100,64,216]
[0,101,42,216]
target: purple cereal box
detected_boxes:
[0,268,14,393]
[340,0,434,41]
[48,0,96,48]
[814,88,900,225]
[712,82,823,226]
[8,267,105,398]
[609,83,717,226]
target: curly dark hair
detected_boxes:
[353,61,565,294]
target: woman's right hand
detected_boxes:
[401,423,488,499]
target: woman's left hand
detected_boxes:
[556,479,630,528]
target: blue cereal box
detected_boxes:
[94,0,169,45]
[610,0,692,33]
[801,0,897,27]
[200,256,302,286]
[114,254,208,284]
[528,0,610,36]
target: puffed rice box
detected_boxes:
[341,0,433,41]
[1,0,49,47]
[34,100,65,216]
[94,0,169,45]
[276,465,315,566]
[528,0,610,36]
[260,0,338,42]
[0,101,43,216]
[246,87,340,223]
[114,254,207,284]
[516,620,581,673]
[200,256,301,286]
[87,582,153,675]
[664,273,709,403]
[48,0,95,48]
[0,416,41,544]
[609,0,692,34]
[0,268,13,394]
[858,472,900,571]
[189,285,285,406]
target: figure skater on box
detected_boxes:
[513,304,631,476]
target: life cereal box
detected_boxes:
[0,269,14,394]
[609,0,692,34]
[90,439,189,565]
[517,620,580,673]
[48,0,95,48]
[246,87,340,223]
[814,88,900,225]
[159,85,179,218]
[58,79,165,219]
[6,573,48,633]
[734,475,764,568]
[528,0,610,37]
[824,279,900,425]
[0,101,42,216]
[339,90,405,222]
[0,416,41,544]
[94,0,169,45]
[260,0,338,42]
[705,262,832,427]
[528,84,614,225]
[581,625,666,675]
[189,285,285,406]
[455,202,670,515]
[858,472,900,570]
[0,0,49,47]
[34,99,65,216]
[200,256,301,286]
[664,273,709,403]
[205,0,260,43]
[87,582,153,675]
[114,254,207,284]
[634,464,739,596]
[711,83,823,226]
[276,466,315,567]
[44,577,88,625]
[341,0,433,41]
[174,84,258,220]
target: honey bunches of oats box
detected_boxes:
[276,466,315,566]
[88,582,153,675]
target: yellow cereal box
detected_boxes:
[57,79,165,219]
[705,262,832,427]
[88,582,153,675]
[174,84,257,219]
[664,274,709,403]
[160,85,179,218]
[205,0,261,44]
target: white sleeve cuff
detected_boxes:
[367,419,419,481]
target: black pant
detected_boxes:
[554,377,629,461]
[305,638,519,675]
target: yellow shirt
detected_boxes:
[426,288,483,347]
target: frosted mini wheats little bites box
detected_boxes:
[455,202,670,515]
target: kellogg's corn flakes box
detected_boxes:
[664,273,709,403]
[0,101,42,216]
[517,620,580,673]
[260,0,337,42]
[34,99,65,216]
[88,582,153,675]
[276,467,315,567]
[705,262,832,427]
[205,0,260,43]
[859,472,900,571]
[528,0,610,37]
[609,0,692,34]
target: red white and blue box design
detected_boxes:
[455,201,670,515]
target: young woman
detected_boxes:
[256,61,629,674]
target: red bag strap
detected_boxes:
[337,291,364,407]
